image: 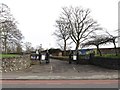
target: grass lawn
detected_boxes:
[95,54,120,59]
[0,54,20,58]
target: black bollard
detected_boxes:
[76,50,79,64]
[39,51,41,64]
[45,51,50,63]
[69,50,72,64]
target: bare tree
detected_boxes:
[24,42,32,53]
[82,35,110,56]
[57,41,72,51]
[60,6,100,50]
[105,30,120,56]
[0,3,13,20]
[0,3,23,53]
[36,44,43,51]
[16,43,22,54]
[54,18,70,56]
[1,20,23,53]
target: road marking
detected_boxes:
[50,65,53,73]
[72,66,78,72]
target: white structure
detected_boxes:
[118,1,120,47]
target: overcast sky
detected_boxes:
[1,0,119,49]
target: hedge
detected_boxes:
[50,55,120,70]
[90,57,120,70]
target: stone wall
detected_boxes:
[0,55,31,72]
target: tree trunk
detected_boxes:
[63,40,66,56]
[96,45,102,56]
[75,41,79,50]
[4,37,7,54]
[113,40,117,56]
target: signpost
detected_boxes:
[41,55,45,60]
[73,55,77,60]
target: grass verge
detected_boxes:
[0,54,20,58]
[95,54,120,59]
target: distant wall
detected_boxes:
[1,55,31,72]
[100,48,120,54]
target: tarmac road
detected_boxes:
[1,59,119,89]
[1,80,118,88]
[1,59,118,80]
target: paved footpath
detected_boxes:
[1,59,118,80]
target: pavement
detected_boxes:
[1,73,118,80]
[0,59,119,80]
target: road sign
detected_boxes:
[73,55,77,60]
[41,55,45,60]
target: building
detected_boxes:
[99,47,120,54]
[66,47,120,55]
[48,48,63,56]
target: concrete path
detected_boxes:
[1,59,118,80]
